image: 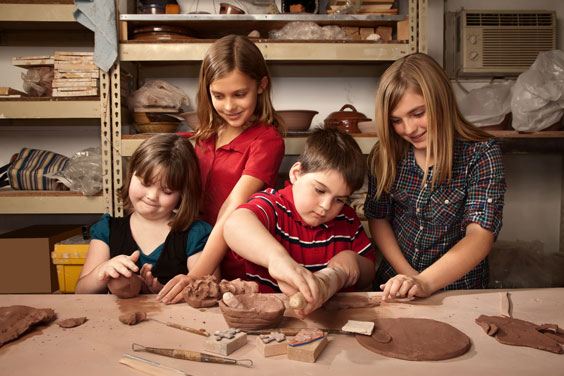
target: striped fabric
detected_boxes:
[239,184,376,293]
[364,139,506,290]
[7,148,69,190]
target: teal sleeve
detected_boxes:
[185,220,212,258]
[90,213,111,246]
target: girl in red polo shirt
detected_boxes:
[157,35,285,304]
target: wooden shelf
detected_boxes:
[0,3,76,23]
[0,98,101,119]
[0,190,106,214]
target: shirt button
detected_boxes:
[419,226,423,231]
[487,198,493,203]
[444,199,450,204]
[416,208,420,213]
[415,248,419,252]
[424,184,428,188]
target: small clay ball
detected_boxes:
[108,274,142,299]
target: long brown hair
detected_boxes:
[193,34,285,143]
[368,53,492,198]
[120,134,201,232]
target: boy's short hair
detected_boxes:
[298,128,365,193]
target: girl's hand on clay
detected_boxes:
[328,251,360,287]
[379,274,431,301]
[157,274,194,304]
[139,263,164,294]
[97,250,140,281]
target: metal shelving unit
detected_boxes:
[0,3,113,215]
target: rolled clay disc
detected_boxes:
[356,318,471,361]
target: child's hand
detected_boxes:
[96,250,140,281]
[379,274,431,301]
[268,255,323,318]
[156,274,194,304]
[139,263,164,294]
[327,251,360,287]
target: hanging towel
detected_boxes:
[73,0,117,73]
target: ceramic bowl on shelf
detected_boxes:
[134,122,180,134]
[277,110,318,132]
[219,2,245,14]
[133,111,182,124]
[179,111,200,130]
[324,104,371,134]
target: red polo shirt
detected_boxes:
[238,184,376,293]
[195,122,284,280]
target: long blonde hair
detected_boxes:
[194,35,285,143]
[368,53,492,198]
[120,134,201,232]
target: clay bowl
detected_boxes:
[219,293,285,330]
[324,104,370,134]
[358,120,377,134]
[277,110,318,132]
[133,111,181,124]
[219,2,245,14]
[135,122,180,133]
[179,111,200,130]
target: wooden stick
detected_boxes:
[119,354,190,376]
[288,267,347,310]
[499,292,512,317]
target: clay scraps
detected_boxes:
[0,305,56,347]
[57,317,87,328]
[119,311,147,325]
[323,293,381,311]
[476,315,564,354]
[288,328,325,347]
[259,331,286,344]
[183,276,258,308]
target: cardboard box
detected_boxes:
[51,234,89,293]
[0,225,82,293]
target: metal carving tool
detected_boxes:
[132,343,253,368]
[149,318,210,337]
[120,353,191,376]
[241,327,352,336]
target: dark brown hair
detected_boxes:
[298,128,365,193]
[120,134,201,232]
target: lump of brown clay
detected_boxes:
[356,318,471,361]
[219,293,285,330]
[108,274,143,299]
[0,305,56,347]
[119,311,147,325]
[57,317,87,328]
[323,294,381,311]
[183,275,221,308]
[219,278,258,295]
[476,315,564,354]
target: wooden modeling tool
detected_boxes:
[288,267,347,310]
[242,327,351,336]
[132,343,253,368]
[499,292,513,318]
[149,318,210,337]
[119,353,191,376]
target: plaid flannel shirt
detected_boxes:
[364,139,506,290]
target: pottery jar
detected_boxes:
[324,104,371,133]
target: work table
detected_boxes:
[1,289,563,375]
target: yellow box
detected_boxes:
[51,234,89,293]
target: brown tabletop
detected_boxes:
[1,289,563,375]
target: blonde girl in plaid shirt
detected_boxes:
[364,53,506,301]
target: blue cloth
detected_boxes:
[90,213,211,268]
[73,0,117,73]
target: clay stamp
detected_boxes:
[203,329,247,356]
[287,328,328,363]
[256,332,287,357]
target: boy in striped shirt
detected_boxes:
[224,128,376,317]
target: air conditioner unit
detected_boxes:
[460,10,556,75]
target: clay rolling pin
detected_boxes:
[288,266,347,310]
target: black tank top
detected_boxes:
[108,215,189,284]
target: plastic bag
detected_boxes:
[21,67,54,97]
[127,80,190,111]
[458,81,513,127]
[511,50,564,132]
[45,147,103,196]
[269,22,350,40]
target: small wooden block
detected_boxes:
[397,18,410,41]
[342,320,375,335]
[344,26,361,40]
[375,26,392,41]
[287,335,328,363]
[203,332,247,356]
[256,336,288,358]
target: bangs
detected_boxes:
[135,158,184,193]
